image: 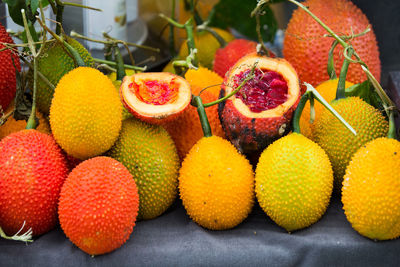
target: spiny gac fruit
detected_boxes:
[34,37,94,115]
[120,72,191,124]
[218,53,300,154]
[0,22,21,111]
[213,39,274,78]
[50,67,122,160]
[342,138,400,240]
[314,97,388,188]
[179,136,254,230]
[299,79,354,140]
[108,118,179,220]
[58,157,139,256]
[256,133,333,232]
[0,102,50,140]
[0,130,68,236]
[283,0,381,86]
[162,67,225,160]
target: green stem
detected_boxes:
[304,82,357,135]
[197,25,227,48]
[335,47,353,100]
[26,58,38,129]
[104,44,113,61]
[327,40,338,79]
[203,63,257,108]
[193,96,212,137]
[169,0,177,57]
[0,223,33,243]
[55,2,64,35]
[60,1,102,11]
[309,94,315,123]
[292,91,310,134]
[159,13,185,28]
[388,111,397,139]
[94,58,146,71]
[184,18,198,67]
[114,46,126,80]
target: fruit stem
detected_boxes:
[193,95,212,137]
[304,82,357,136]
[203,62,257,108]
[36,17,86,67]
[251,0,271,57]
[292,91,310,134]
[93,58,146,72]
[114,45,126,80]
[388,111,397,139]
[327,40,338,79]
[0,222,33,243]
[104,44,114,61]
[54,0,65,35]
[335,47,353,100]
[172,48,198,76]
[26,57,38,130]
[168,0,177,57]
[197,24,227,48]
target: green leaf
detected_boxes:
[1,0,50,26]
[209,0,281,42]
[345,80,384,112]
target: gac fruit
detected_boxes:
[58,157,139,255]
[218,53,300,154]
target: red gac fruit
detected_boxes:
[58,157,139,256]
[120,72,192,125]
[0,130,68,236]
[218,53,300,154]
[0,22,21,111]
[213,39,275,78]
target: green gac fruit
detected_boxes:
[108,118,179,220]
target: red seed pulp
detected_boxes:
[232,69,288,112]
[130,78,179,105]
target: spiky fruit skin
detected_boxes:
[178,28,234,69]
[162,67,225,160]
[299,79,354,140]
[0,103,50,140]
[112,80,133,121]
[108,118,179,220]
[255,133,333,232]
[218,54,300,154]
[0,130,68,236]
[50,67,122,160]
[179,136,254,230]
[35,37,94,115]
[59,157,139,255]
[0,23,21,111]
[283,0,380,86]
[342,138,400,240]
[213,39,258,78]
[314,97,388,189]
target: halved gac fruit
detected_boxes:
[218,53,300,154]
[120,72,192,124]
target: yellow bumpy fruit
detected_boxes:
[179,135,254,230]
[50,67,122,159]
[256,133,333,232]
[342,137,400,240]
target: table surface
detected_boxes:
[1,197,399,267]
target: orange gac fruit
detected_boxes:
[58,156,139,256]
[120,72,191,125]
[219,53,300,154]
[0,130,68,236]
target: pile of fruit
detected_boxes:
[0,0,399,257]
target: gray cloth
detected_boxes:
[0,197,399,267]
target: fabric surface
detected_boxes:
[0,197,399,267]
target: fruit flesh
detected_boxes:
[233,68,288,112]
[130,79,179,105]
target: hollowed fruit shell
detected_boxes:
[218,53,300,154]
[120,72,192,124]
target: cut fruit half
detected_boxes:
[120,72,192,124]
[218,53,301,154]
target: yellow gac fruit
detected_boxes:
[342,137,400,240]
[256,133,333,232]
[179,136,254,230]
[50,67,122,160]
[313,97,388,188]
